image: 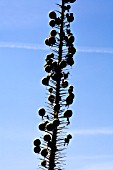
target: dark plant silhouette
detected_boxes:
[33,0,76,169]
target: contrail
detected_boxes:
[0,42,113,54]
[0,42,48,50]
[70,127,113,136]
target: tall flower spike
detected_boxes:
[33,0,76,169]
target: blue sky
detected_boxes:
[0,0,113,170]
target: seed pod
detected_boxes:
[41,77,49,86]
[53,118,60,127]
[62,80,68,88]
[48,36,56,45]
[55,17,61,25]
[67,134,72,139]
[66,95,74,106]
[46,53,54,60]
[67,13,74,22]
[45,65,52,73]
[50,29,57,36]
[68,35,75,44]
[63,72,69,79]
[33,138,41,146]
[68,85,74,93]
[48,87,53,93]
[41,148,48,157]
[48,94,55,103]
[38,123,46,131]
[64,110,73,118]
[70,0,76,3]
[65,5,71,11]
[46,58,53,65]
[54,104,60,111]
[67,57,74,66]
[41,160,46,167]
[46,123,54,131]
[49,19,56,27]
[49,11,57,19]
[44,133,51,142]
[38,108,45,118]
[45,38,50,46]
[68,46,76,54]
[34,146,41,154]
[59,60,67,69]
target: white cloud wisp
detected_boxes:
[0,42,113,54]
[71,127,113,136]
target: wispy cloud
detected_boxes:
[0,42,113,54]
[66,155,113,170]
[0,42,48,50]
[70,127,113,136]
[77,47,113,54]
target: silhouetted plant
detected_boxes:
[33,0,76,169]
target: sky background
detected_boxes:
[0,0,113,170]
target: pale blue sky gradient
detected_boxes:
[0,0,113,170]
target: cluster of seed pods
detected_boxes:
[33,0,76,169]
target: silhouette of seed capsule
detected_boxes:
[50,29,57,36]
[63,72,69,79]
[64,0,70,3]
[67,57,74,66]
[34,138,41,146]
[54,104,60,111]
[68,46,76,54]
[45,38,50,46]
[48,36,56,45]
[64,35,68,41]
[38,123,46,131]
[66,95,73,106]
[68,35,75,44]
[46,58,53,65]
[55,17,61,25]
[46,53,54,61]
[49,19,56,27]
[64,110,73,118]
[64,137,69,145]
[67,52,73,57]
[59,60,67,69]
[53,118,60,127]
[69,92,74,99]
[42,77,49,86]
[48,94,55,103]
[68,85,74,93]
[65,5,71,11]
[49,11,57,19]
[44,133,51,142]
[41,148,48,157]
[41,160,46,167]
[62,80,68,88]
[70,0,76,3]
[67,134,72,139]
[67,13,74,22]
[52,61,57,68]
[44,65,52,73]
[66,29,71,35]
[51,73,57,81]
[34,146,41,153]
[48,87,53,93]
[46,123,54,131]
[38,108,45,119]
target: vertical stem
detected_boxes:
[48,0,65,169]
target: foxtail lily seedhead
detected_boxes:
[33,0,76,169]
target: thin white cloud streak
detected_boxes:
[70,127,113,135]
[0,42,113,54]
[66,155,113,170]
